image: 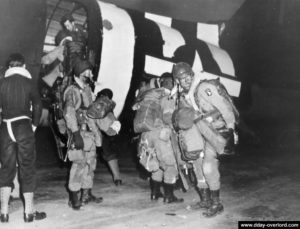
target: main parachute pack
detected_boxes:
[133,88,167,133]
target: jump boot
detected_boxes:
[0,214,9,223]
[81,189,103,205]
[69,191,81,210]
[163,183,184,204]
[203,190,224,217]
[150,180,164,200]
[190,188,212,210]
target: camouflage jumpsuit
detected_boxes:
[179,76,237,191]
[63,83,102,192]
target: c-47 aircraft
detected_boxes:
[0,0,244,117]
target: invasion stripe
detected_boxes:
[95,1,135,117]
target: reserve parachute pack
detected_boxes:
[178,124,204,161]
[193,78,239,155]
[87,96,116,120]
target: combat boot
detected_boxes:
[150,180,164,200]
[87,189,103,203]
[190,188,212,210]
[68,191,81,210]
[163,183,184,204]
[24,211,47,222]
[81,189,90,205]
[81,189,103,205]
[203,190,224,217]
[0,214,9,223]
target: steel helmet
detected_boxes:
[172,62,194,80]
[97,88,113,100]
[74,59,91,77]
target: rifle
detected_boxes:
[50,85,67,162]
[64,131,74,162]
[169,130,189,191]
[169,84,189,191]
[49,124,64,162]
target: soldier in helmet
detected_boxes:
[153,73,184,203]
[172,62,195,94]
[135,73,184,203]
[63,59,103,210]
[172,62,237,217]
[96,89,122,186]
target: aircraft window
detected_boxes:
[44,0,87,53]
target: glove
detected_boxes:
[32,125,37,132]
[106,121,121,136]
[73,130,84,150]
[110,121,121,134]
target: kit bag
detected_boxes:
[178,124,204,161]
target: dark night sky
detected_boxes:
[101,0,300,136]
[218,0,300,126]
[103,0,300,114]
[222,0,300,89]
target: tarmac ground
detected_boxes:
[0,125,300,229]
